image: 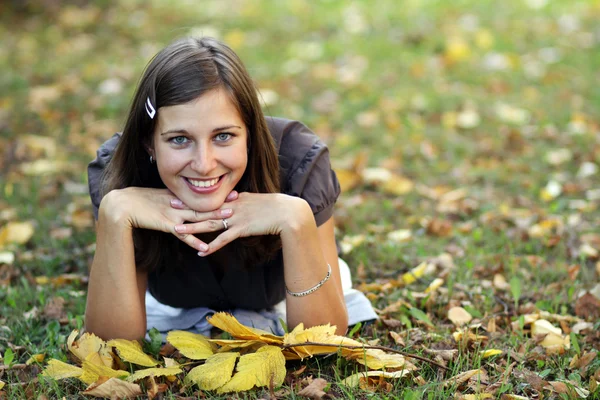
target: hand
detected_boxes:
[100,187,235,253]
[171,192,312,256]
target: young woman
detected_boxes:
[86,37,376,340]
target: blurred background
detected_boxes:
[1,0,599,308]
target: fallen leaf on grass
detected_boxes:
[42,296,66,320]
[0,380,4,390]
[185,352,239,391]
[208,312,283,344]
[25,354,45,365]
[80,354,130,384]
[297,377,329,399]
[107,339,159,367]
[401,262,428,285]
[166,331,214,360]
[82,376,142,399]
[480,349,503,358]
[127,365,183,382]
[216,346,285,393]
[67,330,113,367]
[575,292,600,320]
[448,306,473,326]
[531,319,562,336]
[41,359,82,380]
[443,369,485,388]
[0,221,35,248]
[340,370,411,388]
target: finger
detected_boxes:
[180,208,232,223]
[174,219,228,235]
[225,190,238,202]
[199,229,239,256]
[170,198,188,209]
[171,231,209,253]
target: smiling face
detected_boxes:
[151,87,248,212]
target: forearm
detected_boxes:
[85,197,147,340]
[281,200,348,335]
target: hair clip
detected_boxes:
[145,97,156,119]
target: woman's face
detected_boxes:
[151,87,248,212]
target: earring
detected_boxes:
[149,155,154,163]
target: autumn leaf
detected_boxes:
[340,370,411,387]
[166,330,214,360]
[448,306,473,326]
[0,380,4,390]
[209,339,266,352]
[82,376,142,399]
[401,262,428,285]
[0,221,35,249]
[41,359,83,380]
[186,352,239,391]
[67,330,113,367]
[297,377,329,398]
[80,353,130,385]
[216,346,285,393]
[207,312,283,345]
[127,366,183,382]
[107,338,159,367]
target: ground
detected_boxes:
[0,0,599,398]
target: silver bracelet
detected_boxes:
[285,264,332,297]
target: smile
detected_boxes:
[186,177,220,188]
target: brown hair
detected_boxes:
[102,37,281,271]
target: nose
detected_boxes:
[190,143,217,175]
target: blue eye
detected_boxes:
[170,136,188,145]
[215,133,232,142]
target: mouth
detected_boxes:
[186,175,222,188]
[183,174,225,193]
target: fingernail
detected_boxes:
[171,199,183,207]
[227,191,237,200]
[199,243,208,252]
[198,251,206,257]
[174,225,185,233]
[221,208,232,217]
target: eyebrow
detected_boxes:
[160,125,242,135]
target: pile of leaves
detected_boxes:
[38,312,415,398]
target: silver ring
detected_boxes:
[222,219,228,230]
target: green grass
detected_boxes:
[1,0,600,398]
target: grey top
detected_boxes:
[88,117,341,311]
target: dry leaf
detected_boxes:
[186,352,239,391]
[401,262,428,285]
[216,346,285,393]
[166,330,214,360]
[80,353,130,384]
[127,366,183,382]
[0,221,35,248]
[208,312,283,345]
[335,169,361,192]
[107,339,159,367]
[531,319,562,336]
[82,376,142,399]
[297,377,329,399]
[26,353,45,365]
[443,369,485,388]
[0,380,4,390]
[575,292,600,320]
[41,359,82,380]
[67,330,113,367]
[424,278,444,293]
[340,370,411,387]
[448,307,473,326]
[480,349,503,358]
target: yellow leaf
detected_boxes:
[424,278,444,293]
[26,353,45,365]
[347,349,409,370]
[41,359,83,380]
[0,221,35,249]
[107,339,158,367]
[209,339,266,353]
[382,175,414,196]
[335,169,361,192]
[208,312,283,345]
[186,352,239,391]
[127,366,183,382]
[448,306,473,326]
[80,354,129,385]
[443,369,484,387]
[217,346,285,393]
[166,330,214,360]
[480,349,503,358]
[0,380,4,390]
[531,319,562,336]
[339,370,411,387]
[82,376,142,398]
[67,330,113,367]
[401,262,427,285]
[283,323,357,358]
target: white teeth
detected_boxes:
[188,178,219,188]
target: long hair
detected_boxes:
[102,37,281,271]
